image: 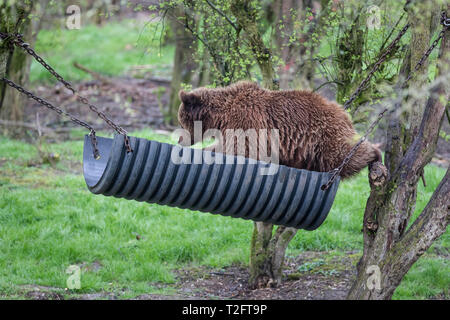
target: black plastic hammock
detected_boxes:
[83,134,340,230]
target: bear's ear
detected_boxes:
[179,90,200,110]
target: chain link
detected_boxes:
[0,32,132,154]
[441,10,450,27]
[321,107,388,190]
[322,11,449,190]
[403,29,447,85]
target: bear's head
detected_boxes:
[177,88,217,146]
[177,82,263,146]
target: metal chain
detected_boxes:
[322,11,449,190]
[0,32,132,153]
[321,108,389,190]
[1,77,100,159]
[0,32,76,93]
[402,12,449,85]
[344,23,410,110]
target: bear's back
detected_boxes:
[226,83,354,136]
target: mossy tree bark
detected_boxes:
[231,0,278,90]
[249,221,297,288]
[231,0,299,289]
[0,0,35,138]
[167,2,197,126]
[347,2,449,300]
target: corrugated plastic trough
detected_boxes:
[83,135,340,230]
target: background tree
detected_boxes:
[317,0,408,120]
[347,0,449,299]
[271,0,332,89]
[166,1,197,125]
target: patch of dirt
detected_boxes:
[23,75,171,143]
[16,251,356,300]
[134,294,198,300]
[25,290,65,300]
[430,292,449,300]
[77,292,120,300]
[137,251,357,300]
[19,285,65,300]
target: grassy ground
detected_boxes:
[0,130,448,300]
[31,18,173,84]
[2,18,448,300]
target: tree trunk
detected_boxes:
[231,0,278,90]
[167,3,197,126]
[231,0,298,289]
[195,49,211,87]
[273,0,300,89]
[0,1,35,138]
[273,0,331,90]
[403,2,433,149]
[249,222,297,287]
[347,2,449,300]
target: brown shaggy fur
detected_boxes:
[178,81,381,179]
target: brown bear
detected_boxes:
[177,81,381,179]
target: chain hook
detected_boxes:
[89,130,101,160]
[441,11,450,27]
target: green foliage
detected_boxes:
[297,259,326,272]
[316,0,409,109]
[189,0,259,85]
[155,0,281,86]
[393,257,449,300]
[439,129,450,142]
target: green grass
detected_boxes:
[394,257,449,300]
[0,130,448,299]
[30,19,174,84]
[0,130,252,297]
[2,16,448,300]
